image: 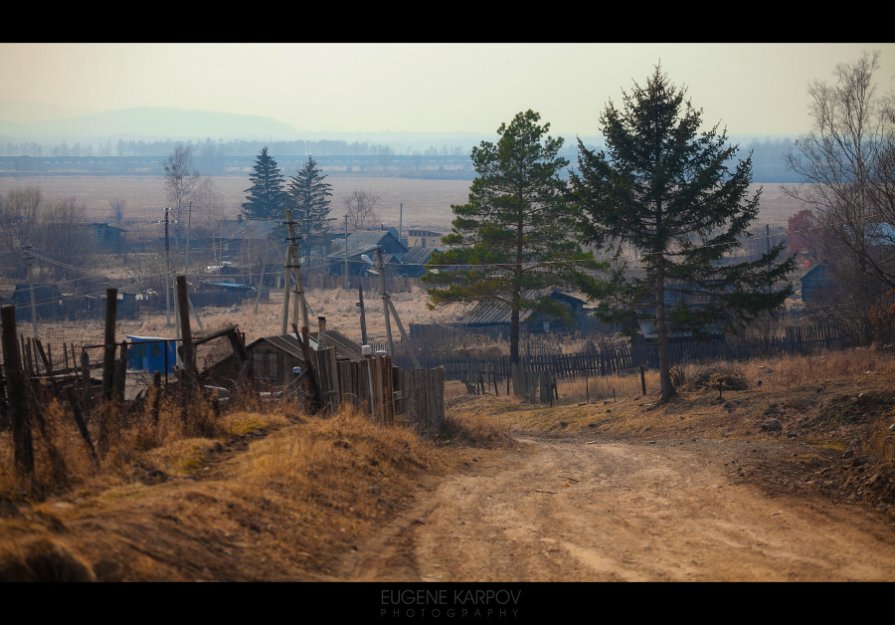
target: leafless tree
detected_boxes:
[192,176,228,234]
[787,50,895,288]
[164,144,200,244]
[36,198,93,278]
[0,186,43,277]
[343,189,380,231]
[189,176,231,266]
[109,198,126,225]
[787,50,895,343]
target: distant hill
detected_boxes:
[0,105,806,182]
[0,106,300,141]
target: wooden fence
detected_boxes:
[1,281,448,483]
[310,346,444,431]
[398,322,859,384]
[404,349,633,382]
[398,367,446,432]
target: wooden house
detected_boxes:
[326,230,408,277]
[404,229,443,248]
[800,264,832,304]
[203,329,363,389]
[456,288,591,336]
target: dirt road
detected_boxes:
[341,437,895,581]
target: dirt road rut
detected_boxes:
[340,438,895,581]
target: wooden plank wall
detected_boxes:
[320,353,444,429]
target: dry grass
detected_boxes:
[554,348,895,403]
[444,347,895,448]
[217,411,291,437]
[0,537,96,581]
[0,382,246,500]
[31,283,472,351]
[0,405,462,580]
[557,369,661,404]
[866,417,895,464]
[141,438,220,477]
[741,348,895,390]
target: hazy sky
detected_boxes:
[2,43,894,136]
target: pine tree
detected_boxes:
[424,110,607,367]
[242,147,286,220]
[287,156,333,246]
[573,66,794,402]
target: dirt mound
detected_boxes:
[816,391,895,427]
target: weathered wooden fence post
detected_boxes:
[176,276,198,430]
[64,388,100,469]
[114,340,128,404]
[80,349,91,408]
[176,276,196,383]
[1,305,34,479]
[102,288,118,401]
[99,287,118,453]
[298,325,323,414]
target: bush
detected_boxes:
[684,365,749,392]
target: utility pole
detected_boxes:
[344,214,349,290]
[765,223,772,294]
[184,201,193,278]
[22,245,38,340]
[181,201,203,332]
[281,238,291,336]
[377,247,394,357]
[282,209,309,335]
[376,246,421,369]
[157,207,175,326]
[399,202,403,244]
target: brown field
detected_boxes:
[0,176,812,230]
[0,176,471,232]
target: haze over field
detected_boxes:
[0,176,807,231]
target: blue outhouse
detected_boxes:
[126,336,177,374]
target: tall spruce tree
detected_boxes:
[424,109,606,367]
[573,67,794,402]
[287,156,333,247]
[242,147,286,220]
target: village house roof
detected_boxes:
[458,288,586,326]
[246,328,364,362]
[328,230,407,255]
[401,246,438,266]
